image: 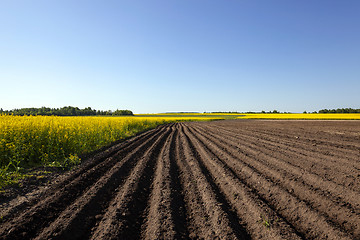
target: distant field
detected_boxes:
[237,113,360,120]
[136,113,360,120]
[135,113,243,119]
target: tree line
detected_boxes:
[0,106,133,116]
[318,108,360,113]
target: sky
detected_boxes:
[1,0,359,113]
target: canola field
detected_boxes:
[138,112,360,120]
[0,115,220,175]
[238,113,360,120]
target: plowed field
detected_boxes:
[1,120,359,239]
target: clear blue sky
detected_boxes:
[1,0,359,113]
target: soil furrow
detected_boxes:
[181,124,303,239]
[34,124,174,240]
[189,125,359,238]
[213,124,360,175]
[0,126,161,220]
[203,123,360,188]
[142,126,177,239]
[214,122,360,161]
[194,123,360,210]
[168,126,191,239]
[249,125,360,149]
[0,125,168,240]
[179,124,251,239]
[191,124,360,237]
[175,124,240,239]
[216,120,360,148]
[196,123,360,213]
[89,124,172,239]
[197,123,360,193]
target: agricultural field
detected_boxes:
[238,113,360,120]
[0,115,221,189]
[136,112,360,120]
[0,120,359,239]
[135,113,244,119]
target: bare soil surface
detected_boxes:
[0,120,359,239]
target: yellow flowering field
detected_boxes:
[238,113,360,120]
[0,115,218,172]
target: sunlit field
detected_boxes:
[135,113,244,119]
[137,112,360,120]
[0,115,221,188]
[1,113,359,189]
[237,113,360,120]
[0,115,220,169]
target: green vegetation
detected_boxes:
[0,168,54,191]
[112,109,133,116]
[259,215,272,229]
[318,108,360,113]
[0,106,133,116]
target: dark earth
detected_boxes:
[0,120,359,239]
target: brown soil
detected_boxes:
[0,120,359,239]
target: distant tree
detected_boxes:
[272,110,279,113]
[3,106,134,116]
[319,109,328,113]
[113,109,133,116]
[303,111,307,114]
[105,110,112,115]
[83,107,96,116]
[318,108,360,113]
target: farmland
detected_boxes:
[136,113,360,120]
[0,115,221,188]
[0,119,359,239]
[238,113,360,120]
